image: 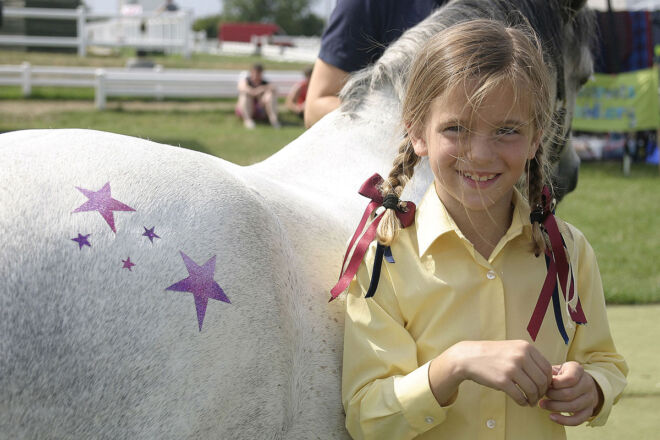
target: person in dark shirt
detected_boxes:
[236,64,281,129]
[304,0,448,127]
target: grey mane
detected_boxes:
[339,0,596,114]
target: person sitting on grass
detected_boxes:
[236,64,281,130]
[285,66,312,119]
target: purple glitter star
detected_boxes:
[142,226,160,243]
[166,252,230,331]
[122,257,136,271]
[72,182,135,233]
[72,233,91,249]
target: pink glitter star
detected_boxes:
[72,182,135,233]
[72,233,91,249]
[122,257,136,271]
[166,252,230,331]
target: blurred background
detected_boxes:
[0,0,331,163]
[0,1,658,439]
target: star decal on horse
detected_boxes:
[71,233,92,249]
[166,252,230,331]
[72,182,135,233]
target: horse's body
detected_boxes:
[0,1,594,438]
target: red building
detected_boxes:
[218,22,293,46]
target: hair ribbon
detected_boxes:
[329,173,416,301]
[527,186,587,343]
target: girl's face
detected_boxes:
[410,82,539,218]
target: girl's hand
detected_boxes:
[539,361,602,426]
[451,340,553,407]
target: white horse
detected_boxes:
[0,1,594,438]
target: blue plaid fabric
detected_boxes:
[628,11,652,71]
[594,11,653,73]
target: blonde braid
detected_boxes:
[376,137,420,246]
[528,144,550,256]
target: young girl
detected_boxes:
[336,19,628,439]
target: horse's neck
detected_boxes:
[246,88,434,217]
[249,90,403,200]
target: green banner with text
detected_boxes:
[573,67,660,132]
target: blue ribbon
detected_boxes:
[546,253,569,344]
[365,244,385,298]
[384,246,395,263]
[365,245,395,298]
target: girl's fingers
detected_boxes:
[511,371,539,405]
[504,380,529,406]
[551,361,583,389]
[547,369,591,402]
[545,386,578,402]
[549,407,593,426]
[530,349,553,383]
[540,391,591,413]
[524,357,552,398]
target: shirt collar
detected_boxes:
[415,185,532,257]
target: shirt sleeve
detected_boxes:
[341,243,451,439]
[318,0,385,72]
[565,228,628,426]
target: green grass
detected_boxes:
[0,104,306,166]
[558,162,660,304]
[0,85,248,102]
[0,85,95,100]
[0,48,310,70]
[567,304,660,440]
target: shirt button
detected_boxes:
[486,419,496,429]
[425,416,434,424]
[486,270,497,280]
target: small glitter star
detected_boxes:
[72,233,91,249]
[166,252,230,331]
[122,257,136,271]
[142,226,160,243]
[72,182,135,233]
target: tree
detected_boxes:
[221,0,325,36]
[193,14,223,39]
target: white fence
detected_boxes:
[0,63,97,95]
[0,63,303,109]
[0,7,194,57]
[0,7,319,62]
[85,11,200,57]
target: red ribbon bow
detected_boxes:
[330,173,416,300]
[527,187,587,341]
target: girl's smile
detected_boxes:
[411,82,539,222]
[458,171,500,188]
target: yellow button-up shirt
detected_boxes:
[342,186,628,440]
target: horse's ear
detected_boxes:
[561,0,587,22]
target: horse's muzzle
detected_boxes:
[553,139,580,202]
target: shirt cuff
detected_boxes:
[393,361,451,434]
[584,368,614,426]
[318,49,356,73]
